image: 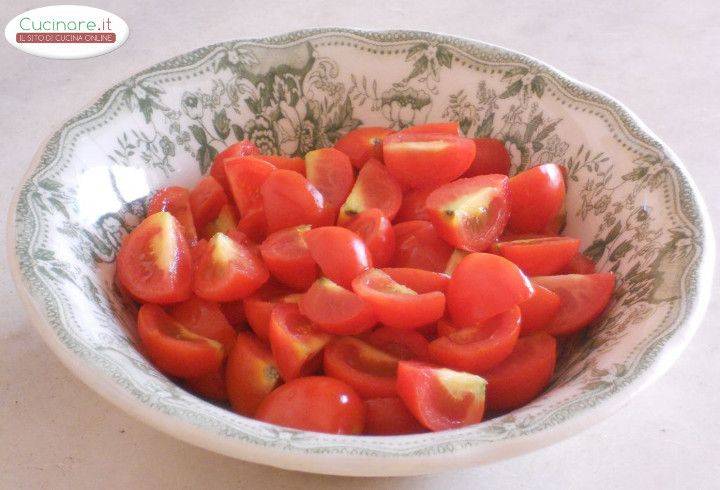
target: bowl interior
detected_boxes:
[11,29,710,474]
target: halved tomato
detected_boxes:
[518,283,562,334]
[532,273,615,336]
[367,326,430,361]
[363,397,425,435]
[201,204,238,240]
[323,337,399,398]
[225,332,281,416]
[395,187,432,223]
[169,296,237,351]
[396,361,486,431]
[444,249,469,275]
[464,138,511,177]
[210,140,260,195]
[346,208,395,267]
[243,283,300,341]
[298,277,376,335]
[508,164,566,234]
[352,269,445,330]
[260,169,325,232]
[305,148,355,223]
[393,220,453,273]
[268,303,332,381]
[397,122,460,135]
[447,253,533,326]
[117,211,193,304]
[224,155,276,215]
[493,236,580,276]
[185,368,227,401]
[260,225,318,290]
[255,155,306,175]
[382,132,476,189]
[338,159,402,224]
[148,186,197,243]
[189,176,228,231]
[426,174,510,252]
[334,126,394,168]
[428,306,521,373]
[559,253,597,274]
[305,226,372,288]
[137,304,224,379]
[235,206,267,243]
[381,267,450,293]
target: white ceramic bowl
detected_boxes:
[8,29,714,476]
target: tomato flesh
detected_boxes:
[305,148,355,222]
[560,253,597,274]
[464,138,511,177]
[255,155,305,175]
[395,187,432,222]
[260,225,318,290]
[210,140,260,195]
[334,126,394,168]
[338,159,402,224]
[347,208,396,268]
[508,164,566,234]
[393,220,453,273]
[148,186,197,243]
[518,283,562,334]
[305,226,372,288]
[169,296,237,352]
[185,368,227,401]
[494,236,580,276]
[367,326,430,361]
[323,337,399,398]
[224,155,275,216]
[201,204,239,240]
[398,122,460,135]
[364,397,425,435]
[243,283,299,341]
[226,332,281,416]
[298,277,376,335]
[189,176,228,231]
[261,169,325,232]
[381,267,450,293]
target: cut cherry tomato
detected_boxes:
[210,140,260,195]
[169,296,237,351]
[482,332,556,412]
[117,211,193,304]
[243,284,300,341]
[224,155,275,216]
[268,303,332,381]
[201,204,238,240]
[260,225,318,291]
[383,132,476,189]
[428,306,521,373]
[185,368,227,401]
[444,249,469,275]
[367,326,430,361]
[193,231,269,302]
[226,332,281,416]
[305,226,372,288]
[148,186,197,243]
[381,267,450,293]
[532,273,615,336]
[560,253,597,274]
[464,138,511,177]
[347,209,395,267]
[255,155,305,175]
[518,283,562,334]
[323,337,398,398]
[447,253,533,326]
[298,277,376,335]
[493,236,580,276]
[218,300,246,327]
[235,206,267,243]
[137,304,223,379]
[352,269,445,330]
[334,126,394,168]
[364,397,425,435]
[436,317,458,338]
[189,176,228,232]
[338,158,402,224]
[260,169,325,233]
[396,361,486,431]
[397,122,460,135]
[305,148,355,223]
[426,174,510,252]
[395,187,432,223]
[508,164,566,234]
[256,376,365,434]
[393,220,453,273]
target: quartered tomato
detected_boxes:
[334,126,394,168]
[256,376,365,434]
[218,300,247,327]
[482,332,556,412]
[560,253,597,274]
[447,253,533,326]
[148,186,197,243]
[323,337,399,398]
[298,277,376,335]
[305,148,355,223]
[444,249,469,275]
[493,236,580,276]
[305,226,372,288]
[382,132,476,189]
[367,326,430,361]
[363,397,425,435]
[268,303,332,381]
[169,296,237,351]
[260,225,318,290]
[201,204,239,240]
[255,155,306,175]
[185,368,227,401]
[508,164,566,234]
[397,122,460,135]
[261,169,325,232]
[395,187,432,223]
[346,208,396,267]
[426,174,510,252]
[235,206,268,243]
[117,211,193,304]
[243,283,300,341]
[193,231,269,302]
[225,332,281,416]
[381,267,450,293]
[137,304,224,379]
[209,140,260,195]
[464,138,511,177]
[338,158,402,224]
[518,283,562,334]
[393,220,453,273]
[532,273,615,336]
[428,306,521,373]
[352,269,446,330]
[224,155,276,216]
[189,176,228,231]
[396,361,486,431]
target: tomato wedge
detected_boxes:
[261,169,325,233]
[224,156,276,216]
[508,164,566,234]
[235,206,267,243]
[255,155,305,175]
[482,332,556,412]
[226,332,281,416]
[323,337,399,398]
[334,126,394,168]
[426,174,510,252]
[396,361,486,431]
[305,148,355,223]
[346,208,396,267]
[185,368,227,401]
[532,273,615,336]
[393,220,453,273]
[428,306,521,373]
[298,277,376,334]
[364,397,425,435]
[169,296,237,351]
[137,304,224,379]
[444,249,469,275]
[260,225,318,290]
[447,253,533,326]
[352,269,445,330]
[210,140,260,195]
[268,303,332,381]
[383,132,476,189]
[395,187,432,222]
[464,138,511,177]
[397,122,460,135]
[243,283,300,341]
[218,300,246,327]
[367,326,430,361]
[148,186,197,243]
[518,283,562,334]
[494,236,580,276]
[338,158,402,224]
[436,317,458,338]
[189,176,228,231]
[201,204,238,240]
[305,226,372,288]
[560,253,597,274]
[117,211,193,304]
[381,267,450,293]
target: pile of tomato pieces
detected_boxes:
[117,121,615,435]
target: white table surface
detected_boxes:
[1,1,719,488]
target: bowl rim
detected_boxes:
[7,28,715,476]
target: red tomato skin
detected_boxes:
[305,226,373,288]
[189,176,229,231]
[363,397,425,435]
[398,122,460,135]
[367,326,431,361]
[224,156,276,216]
[242,283,297,341]
[395,187,432,223]
[261,169,325,233]
[464,138,511,177]
[256,376,365,435]
[381,267,450,293]
[210,140,260,195]
[508,164,566,234]
[347,209,396,267]
[148,186,197,243]
[494,237,580,276]
[255,155,306,175]
[518,283,562,334]
[298,278,377,335]
[185,368,228,401]
[260,226,318,290]
[323,337,398,398]
[169,296,237,351]
[382,132,476,189]
[482,332,557,412]
[428,306,521,373]
[559,253,597,274]
[393,220,453,273]
[219,300,246,327]
[235,206,268,243]
[305,148,355,220]
[334,126,394,168]
[532,273,615,336]
[225,332,281,416]
[447,253,533,326]
[338,159,403,224]
[117,212,193,305]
